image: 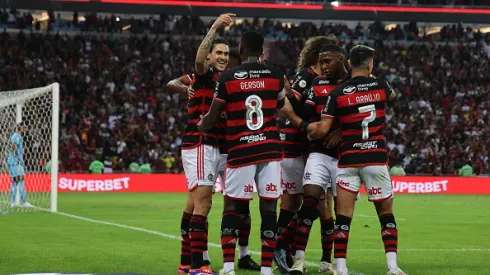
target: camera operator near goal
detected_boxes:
[9,124,32,208]
[307,45,407,275]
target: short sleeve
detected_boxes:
[291,70,315,99]
[321,92,338,119]
[213,74,227,103]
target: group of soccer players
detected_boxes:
[169,14,406,275]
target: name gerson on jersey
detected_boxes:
[182,69,221,149]
[281,67,317,158]
[304,76,342,158]
[213,63,285,168]
[321,76,396,167]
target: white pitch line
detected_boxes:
[355,214,406,221]
[37,209,369,275]
[310,248,490,253]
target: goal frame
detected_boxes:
[1,83,59,212]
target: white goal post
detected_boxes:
[0,83,59,213]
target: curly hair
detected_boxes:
[297,35,339,69]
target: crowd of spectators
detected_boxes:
[0,14,489,175]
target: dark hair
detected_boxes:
[240,31,264,56]
[297,35,339,69]
[211,37,229,51]
[319,44,344,55]
[349,45,374,67]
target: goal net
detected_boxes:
[0,83,59,213]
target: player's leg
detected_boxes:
[318,189,335,274]
[318,155,338,273]
[218,155,260,271]
[276,156,304,270]
[334,168,362,275]
[289,153,331,275]
[219,164,256,275]
[178,193,194,274]
[184,145,219,275]
[256,161,282,275]
[9,165,20,207]
[361,166,406,275]
[17,166,30,206]
[236,201,261,270]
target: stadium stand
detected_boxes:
[0,13,489,175]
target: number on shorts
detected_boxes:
[245,95,264,130]
[358,104,376,140]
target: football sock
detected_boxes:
[294,195,320,257]
[180,211,192,266]
[334,214,352,271]
[238,206,251,258]
[221,210,238,271]
[189,214,207,269]
[380,213,398,270]
[260,211,277,268]
[320,217,335,263]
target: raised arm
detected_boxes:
[195,14,235,75]
[167,74,192,95]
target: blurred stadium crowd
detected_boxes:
[0,13,489,175]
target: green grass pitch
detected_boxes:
[0,193,489,275]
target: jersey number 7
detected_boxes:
[358,104,376,140]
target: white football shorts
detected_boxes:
[181,145,220,191]
[336,165,393,201]
[224,161,282,201]
[281,156,306,195]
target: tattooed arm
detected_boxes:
[195,13,235,75]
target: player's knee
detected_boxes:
[184,197,194,213]
[259,198,277,215]
[235,200,250,215]
[374,197,393,217]
[223,196,239,212]
[192,187,213,215]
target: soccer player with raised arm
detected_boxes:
[178,13,233,275]
[9,125,32,208]
[198,31,288,275]
[307,45,406,275]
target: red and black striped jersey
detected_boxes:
[182,69,221,149]
[303,76,342,158]
[281,67,317,158]
[321,76,396,167]
[217,112,227,154]
[214,62,285,168]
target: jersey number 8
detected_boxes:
[358,104,376,140]
[245,95,264,131]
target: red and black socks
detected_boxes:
[189,214,207,269]
[320,217,335,263]
[380,213,398,270]
[260,211,277,275]
[180,211,192,266]
[333,214,352,271]
[221,211,238,273]
[294,195,320,258]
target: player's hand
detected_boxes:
[212,13,235,30]
[187,87,195,99]
[283,75,295,99]
[279,98,294,116]
[323,128,341,148]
